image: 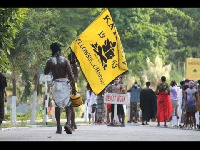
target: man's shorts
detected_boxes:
[130,102,138,111]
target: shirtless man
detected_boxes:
[44,42,76,134]
[68,49,79,83]
[107,76,126,127]
[68,49,80,130]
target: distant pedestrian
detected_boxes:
[140,82,157,125]
[96,88,106,124]
[86,83,97,125]
[155,76,173,127]
[170,80,179,126]
[178,80,184,128]
[183,80,198,129]
[105,81,114,124]
[196,80,200,128]
[0,72,7,126]
[107,77,126,127]
[127,81,141,123]
[181,79,190,127]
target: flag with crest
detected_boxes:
[69,8,128,94]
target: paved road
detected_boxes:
[0,121,200,142]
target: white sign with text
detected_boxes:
[104,92,129,105]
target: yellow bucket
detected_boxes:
[70,93,83,107]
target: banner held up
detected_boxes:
[68,8,128,94]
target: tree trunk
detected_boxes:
[11,63,17,124]
[30,72,39,125]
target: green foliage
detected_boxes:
[0,8,28,72]
[17,112,31,121]
[60,111,66,119]
[169,67,184,84]
[74,104,85,118]
[2,8,200,117]
[20,70,32,102]
[0,8,28,50]
[36,111,44,120]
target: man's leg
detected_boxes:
[120,114,125,127]
[192,113,196,129]
[185,113,189,128]
[55,107,62,134]
[64,105,72,134]
[107,110,114,126]
[91,113,94,124]
[0,93,4,125]
[70,105,76,130]
[134,103,138,123]
[65,105,72,123]
[88,114,91,124]
[118,114,122,123]
[107,108,110,124]
[164,120,167,127]
[129,102,133,122]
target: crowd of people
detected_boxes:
[84,75,200,131]
[1,41,200,134]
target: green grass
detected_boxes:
[35,120,88,126]
[0,122,30,128]
[1,104,86,129]
[0,119,88,128]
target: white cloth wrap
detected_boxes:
[52,78,71,108]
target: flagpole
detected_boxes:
[63,46,71,56]
[67,8,128,94]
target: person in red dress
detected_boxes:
[155,76,173,127]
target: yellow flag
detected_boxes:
[69,8,128,94]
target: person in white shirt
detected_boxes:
[86,83,97,125]
[170,80,179,127]
[177,81,184,128]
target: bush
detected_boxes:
[74,104,85,118]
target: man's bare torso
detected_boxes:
[156,83,169,94]
[44,56,73,81]
[111,84,122,94]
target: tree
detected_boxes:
[0,8,28,72]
